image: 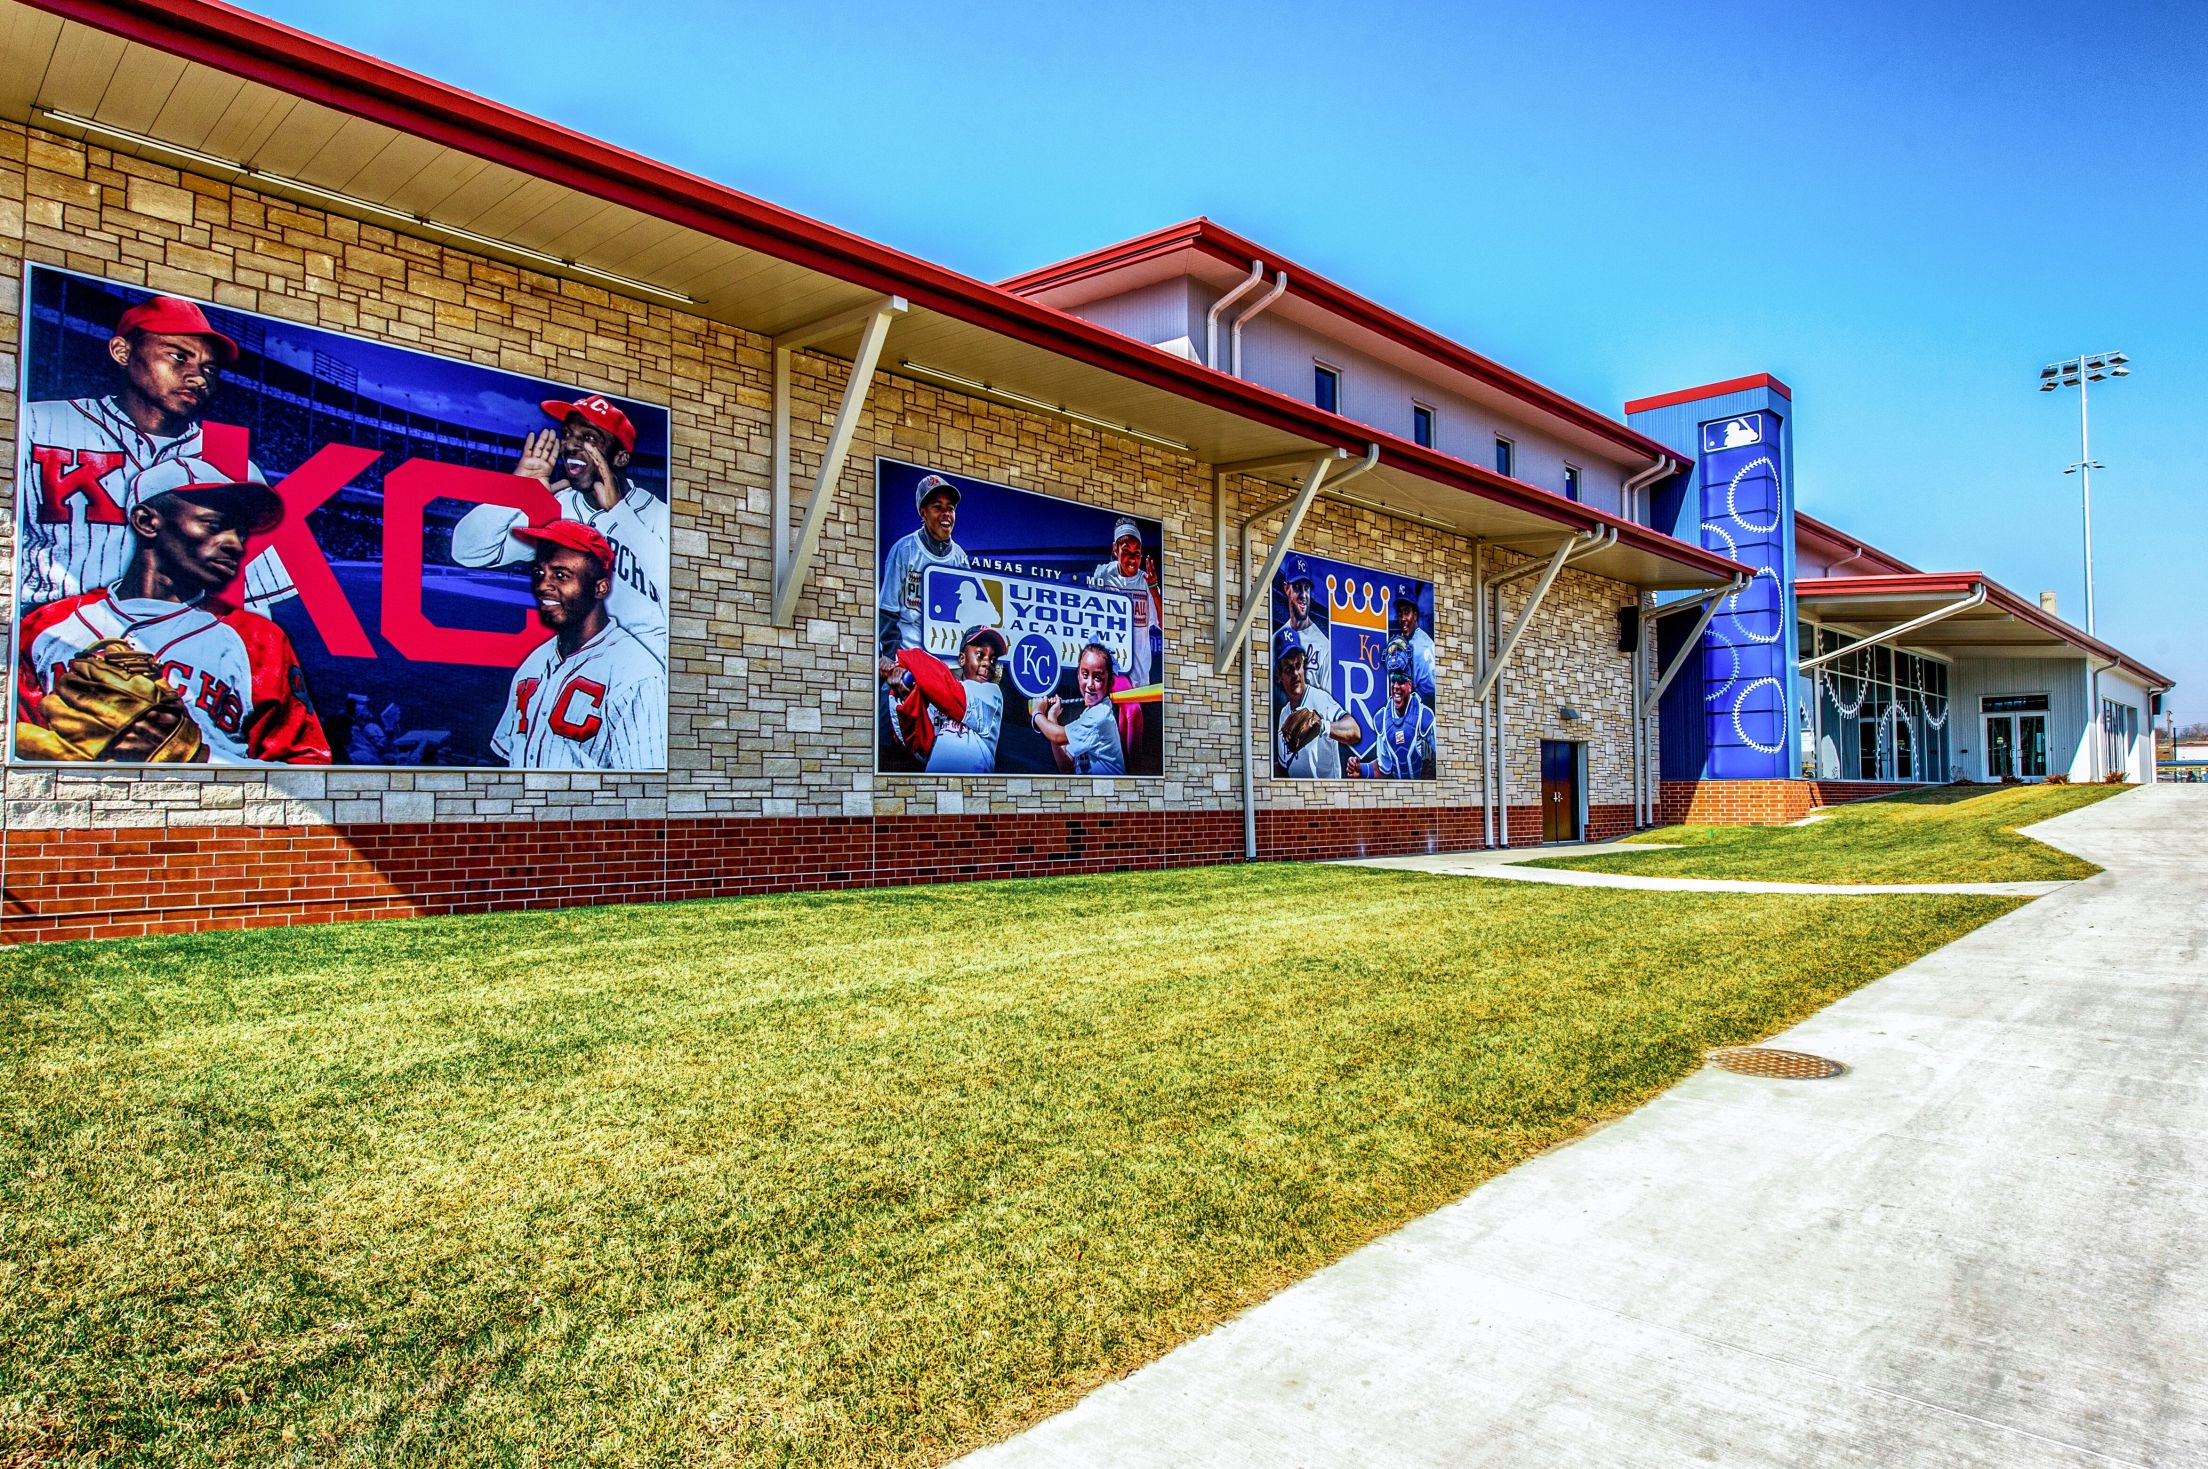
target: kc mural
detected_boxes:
[10,264,671,770]
[1269,551,1437,780]
[874,457,1165,777]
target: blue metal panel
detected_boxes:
[1631,385,1800,781]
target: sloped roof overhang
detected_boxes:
[2,0,1735,590]
[1797,574,2171,690]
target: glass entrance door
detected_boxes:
[1984,714,2049,780]
[1986,715,2016,779]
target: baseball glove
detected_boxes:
[16,639,207,763]
[1281,706,1325,753]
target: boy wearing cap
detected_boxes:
[1085,517,1162,688]
[17,294,295,613]
[877,624,1005,774]
[877,472,972,659]
[452,393,670,649]
[1370,640,1436,780]
[15,458,330,765]
[491,520,667,771]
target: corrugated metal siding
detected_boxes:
[1070,278,1200,359]
[1948,655,2088,781]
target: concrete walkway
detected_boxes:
[1346,843,2072,897]
[960,785,2208,1468]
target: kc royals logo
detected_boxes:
[1326,572,1393,732]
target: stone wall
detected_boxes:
[1,122,1660,941]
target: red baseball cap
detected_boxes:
[539,394,637,452]
[511,519,615,568]
[114,295,240,366]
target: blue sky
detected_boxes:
[253,0,2206,723]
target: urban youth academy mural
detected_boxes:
[875,458,1164,777]
[11,265,670,769]
[1270,552,1436,779]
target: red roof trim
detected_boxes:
[1001,219,1693,472]
[1796,574,2172,689]
[1623,374,1794,416]
[18,0,1738,584]
[1794,510,1918,575]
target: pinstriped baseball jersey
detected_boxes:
[450,487,671,647]
[492,623,666,770]
[17,398,295,612]
[16,590,331,765]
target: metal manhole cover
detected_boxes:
[1707,1047,1848,1080]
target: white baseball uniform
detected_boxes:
[17,397,294,612]
[492,622,666,770]
[452,486,670,649]
[1086,561,1161,686]
[1277,616,1329,695]
[17,589,331,765]
[878,530,970,653]
[924,677,1002,774]
[1276,683,1352,779]
[1062,697,1125,776]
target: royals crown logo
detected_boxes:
[1325,574,1391,632]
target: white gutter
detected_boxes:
[1204,260,1266,370]
[1620,453,1673,526]
[1795,585,1987,673]
[1229,270,1288,378]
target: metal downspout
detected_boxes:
[1484,529,1613,846]
[1620,454,1671,526]
[1229,271,1288,378]
[1474,542,1489,847]
[1204,261,1265,370]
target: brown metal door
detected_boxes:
[1541,741,1578,842]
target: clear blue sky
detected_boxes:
[252,0,2207,724]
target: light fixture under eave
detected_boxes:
[895,360,1193,453]
[34,108,698,307]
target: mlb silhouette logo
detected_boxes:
[1702,414,1767,454]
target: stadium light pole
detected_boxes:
[2037,351,2129,636]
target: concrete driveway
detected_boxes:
[960,785,2208,1468]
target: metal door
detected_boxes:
[1540,741,1579,842]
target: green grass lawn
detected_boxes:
[2,866,2018,1466]
[1526,783,2130,884]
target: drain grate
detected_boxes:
[1707,1047,1848,1080]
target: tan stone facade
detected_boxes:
[0,121,1654,846]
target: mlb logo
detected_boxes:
[1702,414,1767,454]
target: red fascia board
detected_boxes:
[25,0,1740,585]
[1623,374,1794,416]
[1003,218,1692,473]
[1796,574,2172,688]
[1794,510,1918,575]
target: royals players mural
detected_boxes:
[10,265,670,770]
[1270,552,1437,780]
[875,457,1164,777]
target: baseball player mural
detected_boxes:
[492,523,666,770]
[15,459,330,765]
[17,293,295,613]
[451,394,670,649]
[12,264,672,770]
[873,459,1165,777]
[1269,551,1439,781]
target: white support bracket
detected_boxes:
[1212,444,1379,676]
[1472,530,1607,705]
[1794,584,1987,673]
[770,294,907,627]
[1643,575,1747,706]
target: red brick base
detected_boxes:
[1655,778,1924,826]
[0,786,1869,946]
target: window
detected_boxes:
[1562,464,1582,502]
[1313,362,1341,414]
[1494,436,1515,477]
[1412,402,1435,448]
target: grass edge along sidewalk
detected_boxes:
[2,866,2016,1467]
[1524,783,2128,885]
